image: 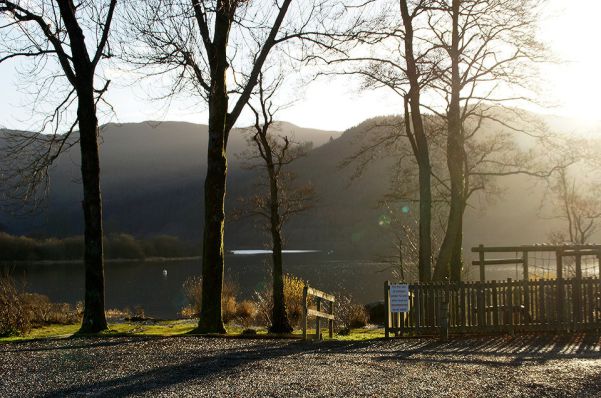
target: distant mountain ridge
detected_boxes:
[1,114,600,264]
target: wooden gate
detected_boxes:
[385,277,601,336]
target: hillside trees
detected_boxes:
[123,0,349,333]
[0,0,118,333]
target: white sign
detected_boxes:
[390,284,410,313]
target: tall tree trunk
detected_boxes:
[268,166,293,334]
[400,0,432,282]
[198,12,230,332]
[198,95,228,334]
[77,84,108,333]
[434,0,464,281]
[449,213,463,281]
[416,137,432,282]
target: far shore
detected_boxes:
[0,256,202,266]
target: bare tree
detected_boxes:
[319,0,440,281]
[123,0,346,333]
[0,0,117,333]
[546,166,601,245]
[422,0,548,280]
[237,73,315,333]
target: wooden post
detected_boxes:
[598,253,601,278]
[523,251,530,324]
[439,279,450,341]
[556,250,564,330]
[328,298,334,339]
[507,278,514,336]
[479,244,485,282]
[556,250,563,279]
[557,277,564,330]
[477,282,485,328]
[316,297,322,340]
[539,279,546,326]
[415,284,421,335]
[492,280,499,330]
[302,284,308,340]
[384,281,390,338]
[459,282,466,331]
[574,254,583,327]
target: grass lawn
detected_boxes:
[0,321,385,343]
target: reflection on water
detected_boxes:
[230,249,320,255]
[1,252,395,319]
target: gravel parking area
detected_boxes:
[1,334,600,397]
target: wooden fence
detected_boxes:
[385,277,601,336]
[302,284,335,340]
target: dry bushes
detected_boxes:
[255,274,306,328]
[334,292,369,332]
[180,276,256,325]
[0,275,30,336]
[21,293,80,326]
[0,275,80,336]
[179,274,369,332]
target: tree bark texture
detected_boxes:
[198,6,230,333]
[56,0,109,332]
[434,0,465,281]
[400,0,432,282]
[77,85,108,333]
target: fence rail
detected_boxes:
[385,277,601,336]
[302,284,335,340]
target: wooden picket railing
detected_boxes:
[386,277,601,336]
[302,284,335,340]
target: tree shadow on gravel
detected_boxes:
[38,340,314,397]
[370,334,601,367]
[1,336,156,353]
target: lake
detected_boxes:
[1,251,397,319]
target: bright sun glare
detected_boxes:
[539,0,601,121]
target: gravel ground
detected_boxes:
[1,334,601,397]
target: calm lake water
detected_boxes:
[2,252,396,319]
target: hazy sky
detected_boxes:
[0,0,599,132]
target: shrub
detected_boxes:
[105,308,132,320]
[0,275,30,336]
[21,292,80,326]
[180,276,238,323]
[235,300,258,327]
[335,292,369,331]
[255,273,307,328]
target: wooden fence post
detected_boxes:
[574,254,583,328]
[415,284,421,334]
[316,297,322,340]
[384,281,390,338]
[479,244,485,282]
[507,278,514,336]
[302,284,308,340]
[556,250,563,279]
[329,298,334,338]
[523,251,530,324]
[492,280,499,330]
[477,281,485,328]
[557,277,564,330]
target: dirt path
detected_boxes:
[1,334,600,397]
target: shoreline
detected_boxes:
[0,256,202,266]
